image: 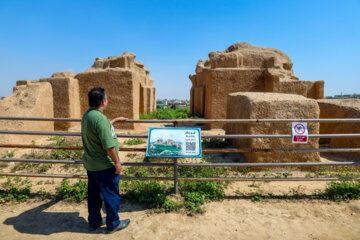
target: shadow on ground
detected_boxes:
[3,200,97,235]
[3,200,144,235]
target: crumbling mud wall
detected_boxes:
[16,72,81,131]
[318,99,360,160]
[75,52,156,129]
[225,92,320,163]
[135,62,156,114]
[189,43,324,128]
[0,82,54,145]
[2,52,156,132]
[38,72,80,130]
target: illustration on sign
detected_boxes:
[292,122,308,144]
[146,127,202,158]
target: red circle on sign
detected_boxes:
[294,124,305,134]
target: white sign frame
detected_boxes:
[146,127,202,158]
[292,122,309,144]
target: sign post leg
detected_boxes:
[174,157,179,195]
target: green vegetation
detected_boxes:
[202,138,228,148]
[305,166,360,178]
[0,177,32,203]
[11,162,51,174]
[120,164,227,214]
[321,181,360,200]
[44,136,83,160]
[140,107,201,119]
[1,137,360,213]
[11,136,84,173]
[57,179,88,202]
[122,138,146,145]
[3,150,15,158]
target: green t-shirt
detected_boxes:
[81,108,119,171]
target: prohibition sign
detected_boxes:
[294,123,306,134]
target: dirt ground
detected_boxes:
[1,123,360,239]
[0,195,359,240]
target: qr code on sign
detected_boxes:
[186,142,196,151]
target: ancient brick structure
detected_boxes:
[75,52,156,129]
[0,82,54,145]
[318,99,360,160]
[189,43,324,127]
[225,92,320,163]
[38,72,81,130]
[2,52,156,132]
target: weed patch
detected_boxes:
[123,139,146,145]
[140,107,201,119]
[202,138,228,148]
[321,181,360,200]
[57,179,88,202]
[0,178,32,203]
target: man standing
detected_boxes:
[81,87,130,233]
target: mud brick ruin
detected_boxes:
[225,92,320,163]
[76,52,156,129]
[189,43,324,128]
[1,42,359,162]
[318,99,360,160]
[0,82,54,144]
[0,52,156,145]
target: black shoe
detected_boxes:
[89,217,106,231]
[107,219,130,234]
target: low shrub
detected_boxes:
[322,181,360,200]
[140,107,201,119]
[123,139,146,145]
[57,179,87,202]
[202,138,228,148]
[0,178,32,203]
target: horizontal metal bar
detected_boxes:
[0,158,83,164]
[0,117,82,122]
[202,148,360,153]
[0,131,81,136]
[1,130,360,139]
[2,158,359,168]
[0,144,84,150]
[0,158,174,167]
[1,144,360,153]
[0,172,173,180]
[1,116,360,123]
[0,172,358,181]
[177,177,360,181]
[178,162,360,167]
[202,134,360,138]
[0,131,148,138]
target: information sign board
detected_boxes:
[146,127,202,158]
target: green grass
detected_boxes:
[0,178,32,203]
[122,139,146,145]
[202,138,228,148]
[321,181,360,200]
[120,163,227,214]
[140,107,202,119]
[57,179,88,202]
[12,136,84,173]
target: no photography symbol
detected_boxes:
[294,124,306,134]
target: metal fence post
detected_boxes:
[174,157,179,194]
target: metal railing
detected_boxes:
[0,117,360,194]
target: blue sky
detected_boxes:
[0,0,359,99]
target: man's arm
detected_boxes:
[110,117,128,124]
[106,147,122,174]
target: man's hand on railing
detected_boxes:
[110,117,128,124]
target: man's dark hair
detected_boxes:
[88,87,106,107]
